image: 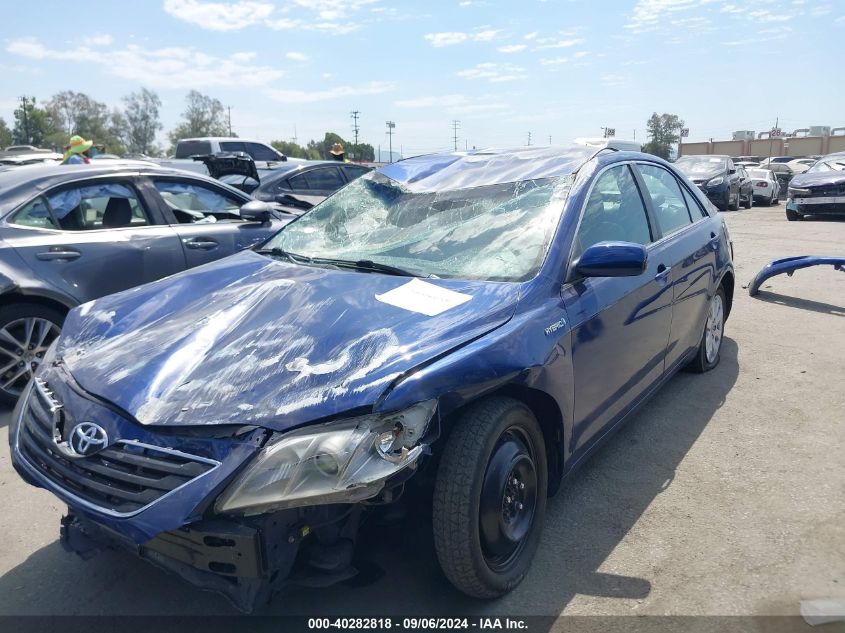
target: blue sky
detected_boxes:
[2,0,843,155]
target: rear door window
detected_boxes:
[35,183,150,231]
[342,165,371,182]
[305,167,345,191]
[175,141,212,158]
[220,141,247,153]
[245,143,281,161]
[637,164,693,237]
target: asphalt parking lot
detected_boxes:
[0,203,842,625]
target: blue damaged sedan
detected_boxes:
[9,146,734,610]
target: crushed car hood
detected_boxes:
[789,171,845,189]
[58,251,520,431]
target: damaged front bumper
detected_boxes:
[747,255,845,296]
[9,367,427,611]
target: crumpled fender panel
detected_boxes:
[748,255,845,296]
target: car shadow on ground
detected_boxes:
[0,339,739,617]
[753,291,844,317]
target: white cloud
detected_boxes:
[539,57,569,66]
[6,37,284,89]
[524,31,539,40]
[90,34,114,46]
[424,28,502,47]
[626,0,700,33]
[534,37,585,50]
[164,0,381,34]
[266,81,393,103]
[456,62,526,82]
[286,51,309,62]
[498,44,527,53]
[163,0,274,31]
[394,93,509,116]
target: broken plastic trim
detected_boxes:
[748,255,845,296]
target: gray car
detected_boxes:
[0,162,291,403]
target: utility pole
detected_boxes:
[19,96,32,144]
[527,131,532,146]
[386,121,395,163]
[291,125,298,145]
[350,110,360,159]
[549,135,552,145]
[452,120,461,151]
[227,106,232,136]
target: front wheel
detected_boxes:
[728,191,739,211]
[433,397,548,598]
[0,304,65,404]
[686,287,726,373]
[786,208,801,221]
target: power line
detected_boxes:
[452,120,461,151]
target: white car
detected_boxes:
[786,158,816,174]
[747,168,780,205]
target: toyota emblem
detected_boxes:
[69,422,109,457]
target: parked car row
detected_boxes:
[6,145,735,611]
[673,155,753,210]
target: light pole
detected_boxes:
[386,121,395,163]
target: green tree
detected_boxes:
[44,91,127,153]
[354,142,375,161]
[168,90,229,147]
[123,88,162,155]
[642,112,684,160]
[0,118,12,149]
[270,140,309,159]
[12,98,57,147]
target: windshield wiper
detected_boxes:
[310,257,422,277]
[255,247,307,264]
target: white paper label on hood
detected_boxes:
[375,278,472,316]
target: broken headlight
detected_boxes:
[215,400,436,515]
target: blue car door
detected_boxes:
[634,163,717,372]
[562,163,674,455]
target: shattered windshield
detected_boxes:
[808,157,845,173]
[264,171,573,281]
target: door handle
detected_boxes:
[184,238,219,250]
[709,232,720,250]
[36,248,81,261]
[655,264,671,282]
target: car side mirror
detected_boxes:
[574,241,648,278]
[239,200,273,223]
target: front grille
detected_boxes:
[17,383,218,515]
[802,184,845,197]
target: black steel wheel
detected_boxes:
[433,397,548,598]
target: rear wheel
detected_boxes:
[687,287,726,373]
[433,397,548,598]
[0,304,65,404]
[743,189,752,209]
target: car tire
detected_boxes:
[686,286,726,374]
[743,190,752,209]
[433,397,548,599]
[728,191,739,211]
[786,208,801,221]
[0,303,65,405]
[771,194,779,206]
